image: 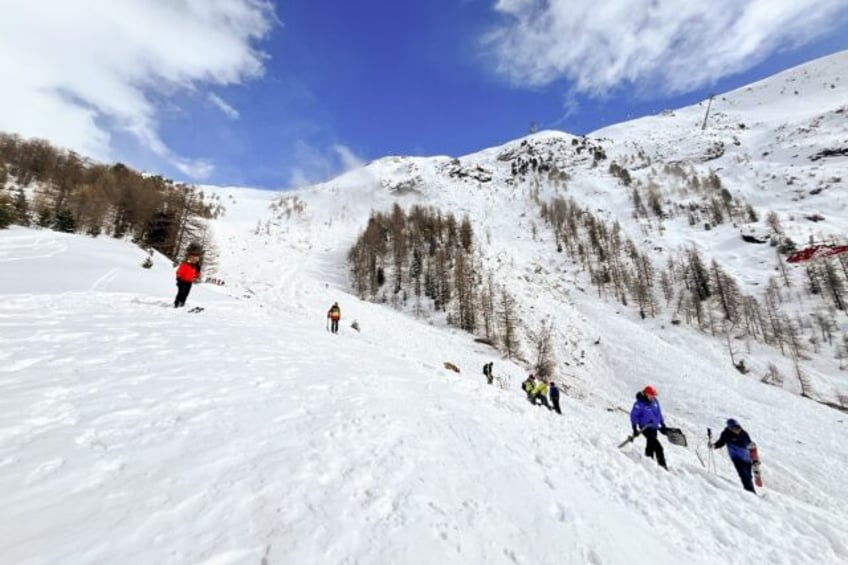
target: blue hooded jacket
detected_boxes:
[630,391,665,431]
[713,425,752,462]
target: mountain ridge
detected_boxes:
[206,50,847,410]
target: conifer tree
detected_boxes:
[0,193,12,229]
[499,288,520,359]
[13,189,29,225]
[52,208,76,233]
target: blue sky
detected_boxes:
[2,1,848,189]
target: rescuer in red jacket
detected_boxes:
[174,254,200,308]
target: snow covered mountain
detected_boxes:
[211,50,848,405]
[2,52,848,564]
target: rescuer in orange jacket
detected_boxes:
[174,254,200,308]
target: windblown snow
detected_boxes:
[2,52,848,564]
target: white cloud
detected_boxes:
[208,94,241,120]
[288,141,364,188]
[332,144,365,170]
[172,157,215,180]
[288,168,312,189]
[0,0,275,179]
[485,0,848,96]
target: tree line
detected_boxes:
[501,135,844,407]
[539,192,848,410]
[348,203,531,364]
[0,132,222,262]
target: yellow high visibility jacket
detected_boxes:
[532,382,549,396]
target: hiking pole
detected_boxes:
[694,445,706,468]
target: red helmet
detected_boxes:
[643,385,657,397]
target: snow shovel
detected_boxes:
[662,427,687,447]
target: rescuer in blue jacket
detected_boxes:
[630,385,667,469]
[711,418,756,493]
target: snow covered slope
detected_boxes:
[3,223,848,564]
[3,51,848,564]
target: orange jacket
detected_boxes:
[328,305,340,320]
[176,262,198,283]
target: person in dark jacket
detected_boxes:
[483,362,494,385]
[174,254,200,308]
[521,374,536,402]
[629,385,668,469]
[549,381,562,415]
[711,418,756,493]
[327,302,341,334]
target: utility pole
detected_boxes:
[701,94,714,130]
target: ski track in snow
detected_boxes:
[91,268,119,291]
[0,231,68,263]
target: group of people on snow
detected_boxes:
[518,373,760,495]
[172,254,759,496]
[172,252,344,335]
[628,385,758,493]
[521,374,562,415]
